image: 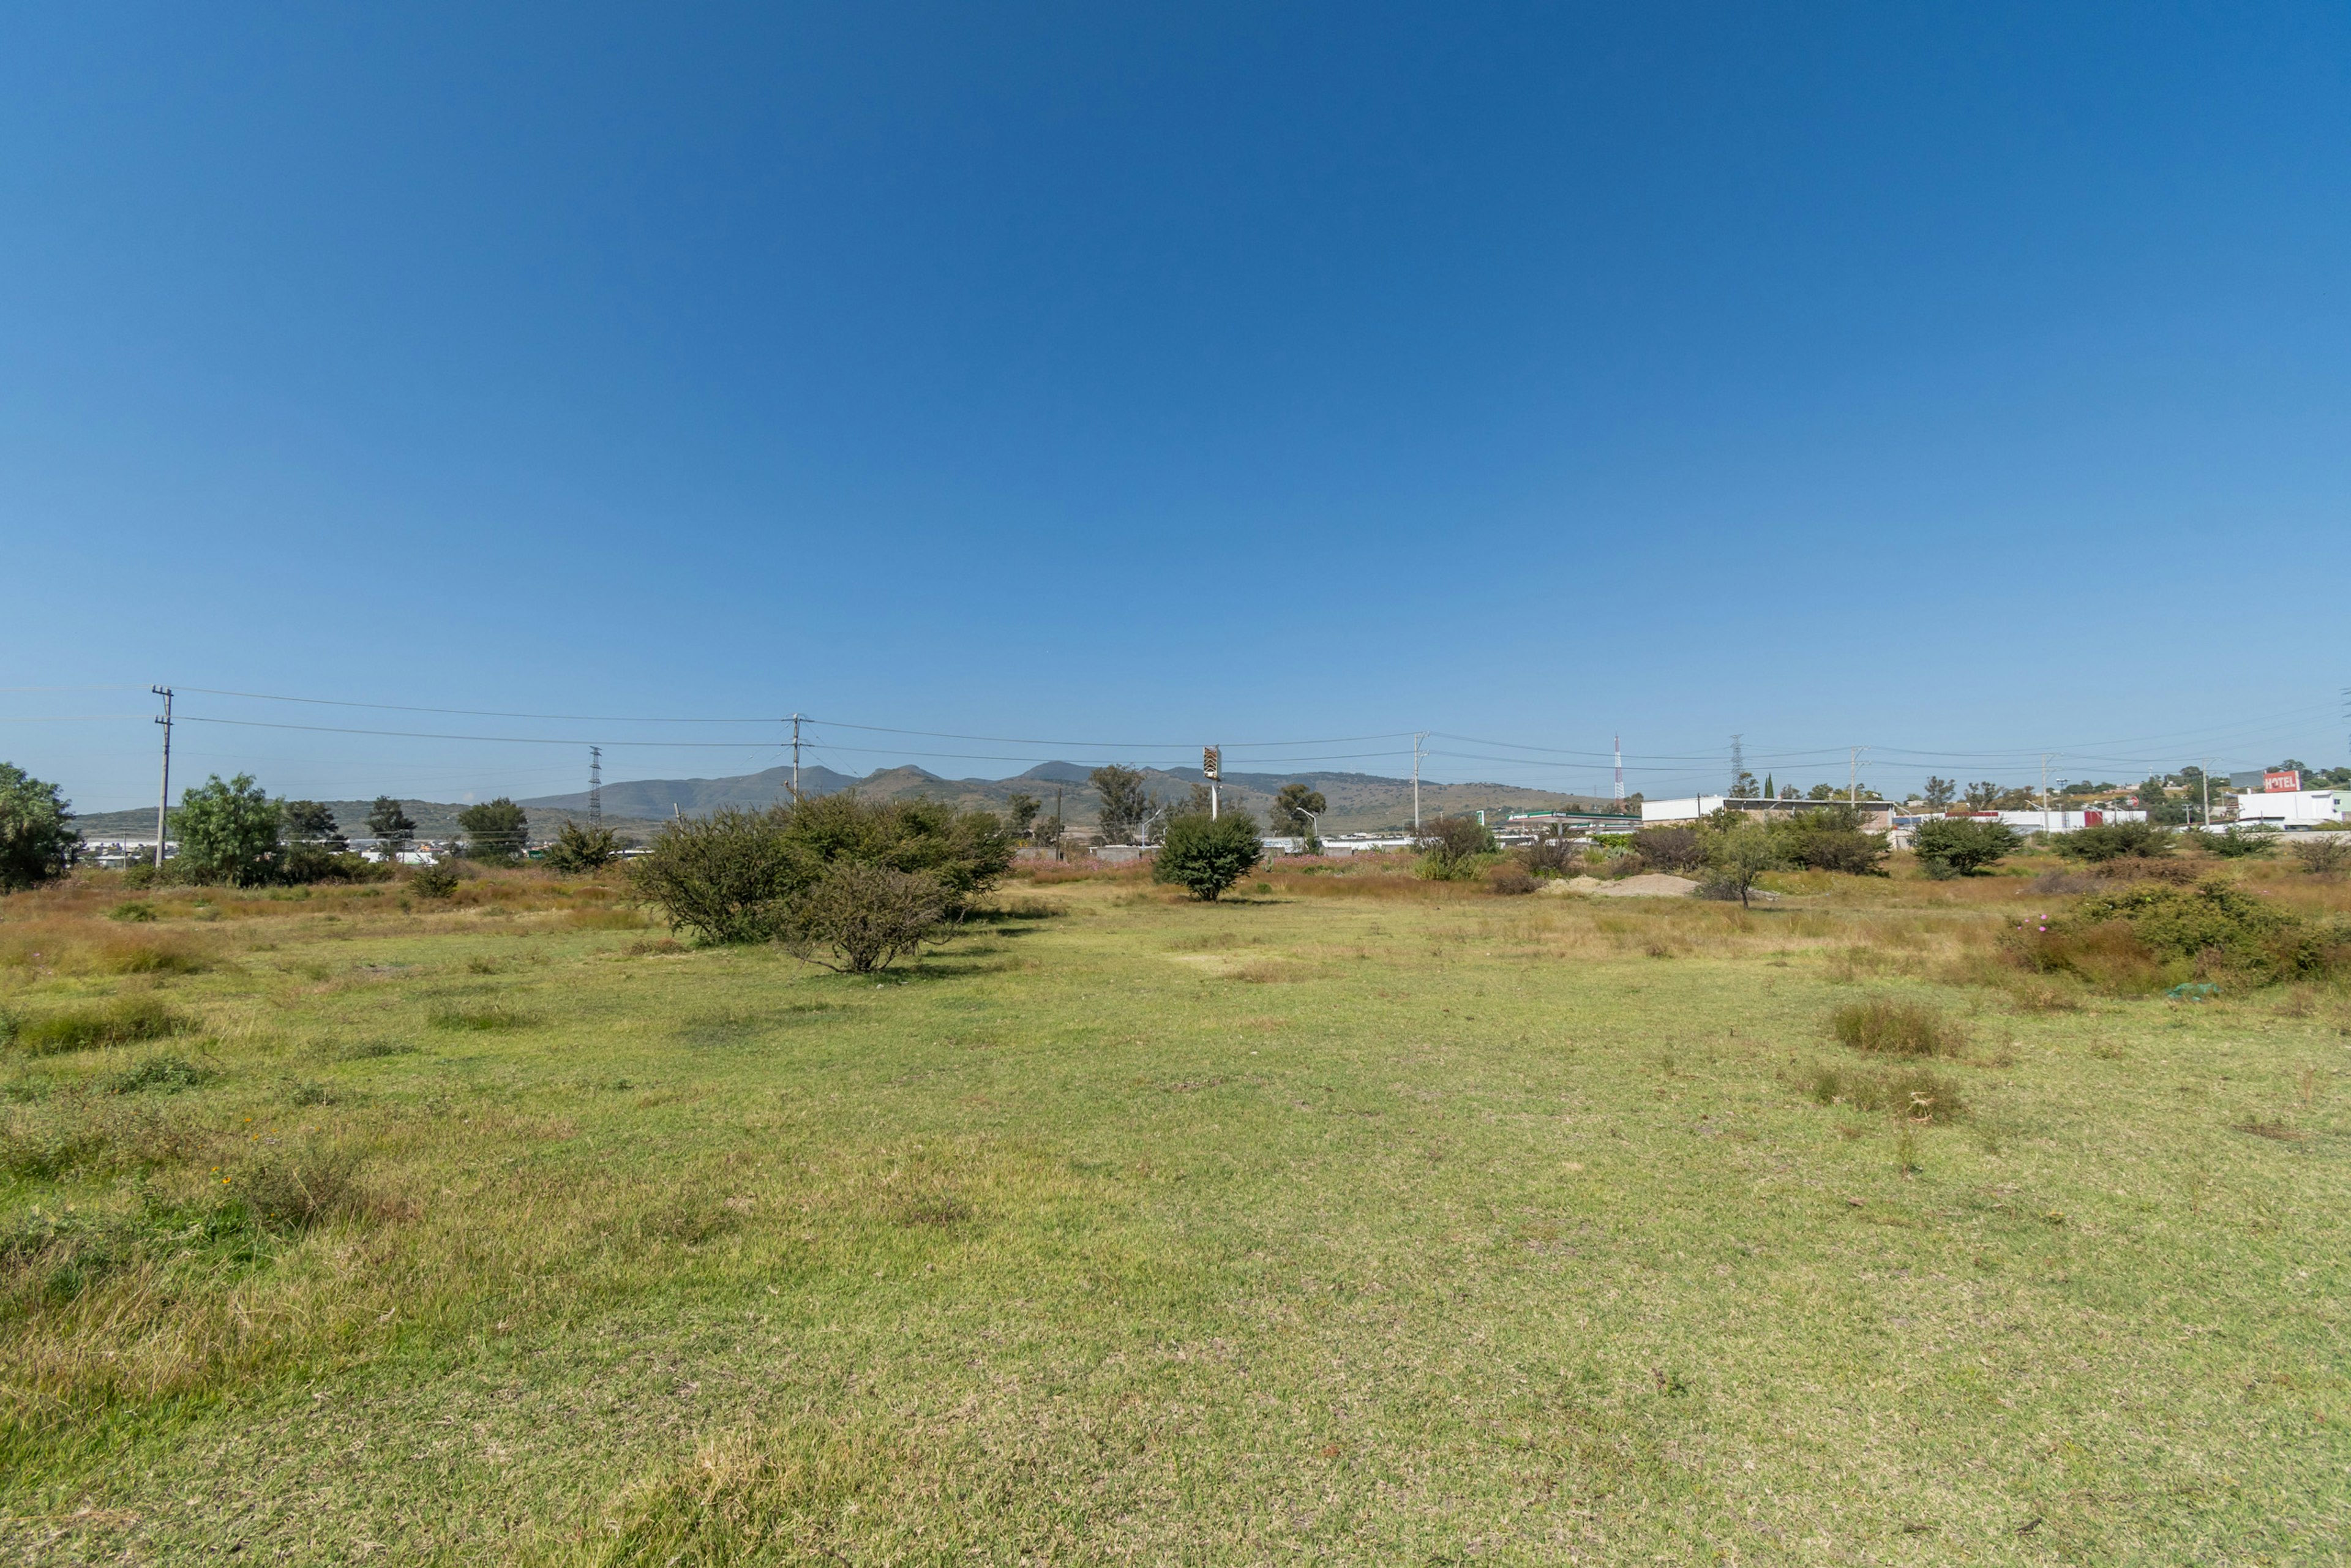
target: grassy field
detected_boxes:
[2,855,2347,1564]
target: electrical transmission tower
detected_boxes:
[1730,734,1744,798]
[588,745,602,830]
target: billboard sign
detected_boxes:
[2265,770,2301,793]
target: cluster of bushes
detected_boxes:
[2008,879,2349,992]
[628,794,1014,970]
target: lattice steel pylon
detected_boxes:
[589,745,602,830]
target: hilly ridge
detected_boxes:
[70,763,1611,841]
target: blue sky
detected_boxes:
[6,3,2348,810]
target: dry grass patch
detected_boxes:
[1828,997,1965,1057]
[5,994,190,1057]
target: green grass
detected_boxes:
[0,868,2346,1562]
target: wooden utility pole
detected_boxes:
[150,686,172,869]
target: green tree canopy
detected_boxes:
[1091,765,1151,844]
[176,774,280,886]
[1152,810,1263,901]
[1005,792,1041,840]
[1704,820,1783,907]
[0,762,80,892]
[1269,783,1328,844]
[281,800,347,850]
[457,798,530,865]
[366,797,418,854]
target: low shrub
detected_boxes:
[2007,918,2172,995]
[545,821,623,874]
[233,1149,366,1234]
[2201,826,2278,859]
[107,901,158,923]
[2058,880,2343,985]
[631,797,1013,944]
[1632,827,1705,873]
[1512,837,1579,878]
[1804,1063,1967,1122]
[1828,997,1965,1057]
[410,863,462,900]
[1780,809,1889,876]
[2052,820,2172,863]
[8,995,188,1056]
[1913,818,2016,878]
[2290,836,2351,875]
[781,863,947,973]
[1153,811,1264,901]
[1416,816,1496,881]
[1487,865,1537,896]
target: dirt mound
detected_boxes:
[1593,873,1701,898]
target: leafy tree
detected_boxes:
[457,798,529,865]
[2052,820,2172,863]
[1091,765,1151,844]
[176,774,280,887]
[1005,792,1041,841]
[1760,773,1774,801]
[1962,781,2002,810]
[276,799,377,884]
[1922,777,1956,810]
[1417,815,1495,880]
[281,800,347,850]
[1704,820,1783,907]
[1269,783,1328,847]
[545,820,621,873]
[0,762,80,892]
[1912,817,2015,878]
[1731,770,1760,798]
[1153,810,1263,901]
[366,797,418,857]
[1807,783,1838,801]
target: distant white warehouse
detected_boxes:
[2232,789,2344,828]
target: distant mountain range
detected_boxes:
[514,761,1607,835]
[70,762,1611,841]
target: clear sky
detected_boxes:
[6,3,2348,811]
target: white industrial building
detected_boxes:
[2230,789,2344,828]
[1641,796,1899,831]
[1994,809,2148,834]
